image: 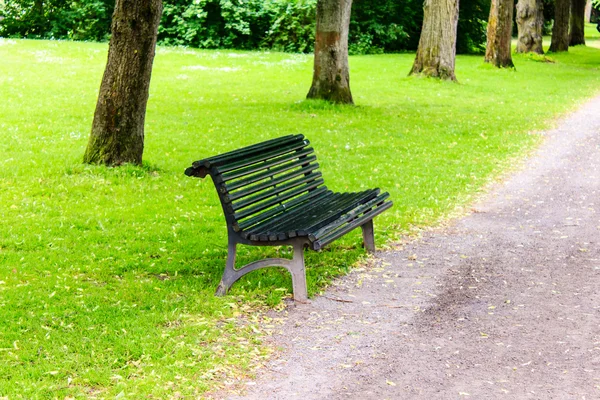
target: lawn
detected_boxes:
[1,32,600,397]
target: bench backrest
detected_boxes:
[185,134,326,233]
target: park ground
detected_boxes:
[1,26,600,397]
[226,83,600,400]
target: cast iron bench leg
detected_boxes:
[215,239,309,303]
[361,219,375,253]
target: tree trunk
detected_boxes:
[83,0,163,166]
[570,0,586,45]
[515,0,544,54]
[306,0,353,104]
[549,0,570,52]
[410,0,460,80]
[585,0,592,22]
[485,0,515,67]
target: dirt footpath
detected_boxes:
[227,96,600,400]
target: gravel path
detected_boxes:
[226,96,600,399]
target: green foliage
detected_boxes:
[158,0,316,52]
[158,0,271,49]
[261,0,316,53]
[350,0,490,55]
[457,0,489,54]
[542,0,555,35]
[349,0,419,54]
[2,38,600,396]
[0,0,489,54]
[0,0,114,41]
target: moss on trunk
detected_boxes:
[486,0,515,67]
[409,0,460,81]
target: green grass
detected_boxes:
[1,35,600,397]
[585,21,600,40]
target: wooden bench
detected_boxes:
[185,134,392,302]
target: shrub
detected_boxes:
[0,0,489,54]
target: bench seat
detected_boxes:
[241,189,389,250]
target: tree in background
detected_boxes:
[515,0,544,53]
[83,0,163,165]
[549,0,570,51]
[485,0,514,67]
[410,0,460,80]
[307,0,354,104]
[570,0,587,45]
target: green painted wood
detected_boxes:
[217,141,309,173]
[309,193,390,241]
[193,134,303,168]
[257,192,359,237]
[237,187,330,232]
[233,178,324,220]
[250,190,378,240]
[245,191,337,235]
[221,149,314,182]
[312,201,393,250]
[226,163,320,202]
[231,172,323,211]
[288,190,378,236]
[225,156,317,191]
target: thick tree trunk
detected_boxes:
[549,0,570,52]
[515,0,544,54]
[410,0,460,80]
[570,0,586,46]
[306,0,353,104]
[485,0,515,67]
[83,0,163,166]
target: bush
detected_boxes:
[0,0,489,54]
[261,0,316,53]
[350,0,421,54]
[0,0,114,41]
[158,0,271,49]
[457,0,489,54]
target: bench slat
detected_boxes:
[255,191,374,238]
[291,190,379,237]
[218,140,309,173]
[220,149,314,182]
[312,200,393,250]
[194,134,304,168]
[237,187,331,233]
[233,178,325,220]
[225,156,317,191]
[231,172,323,211]
[246,191,338,238]
[309,193,390,241]
[226,163,320,202]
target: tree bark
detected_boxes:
[485,0,515,67]
[570,0,586,46]
[409,0,460,81]
[306,0,353,104]
[83,0,163,166]
[585,0,592,22]
[515,0,544,54]
[549,0,570,52]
